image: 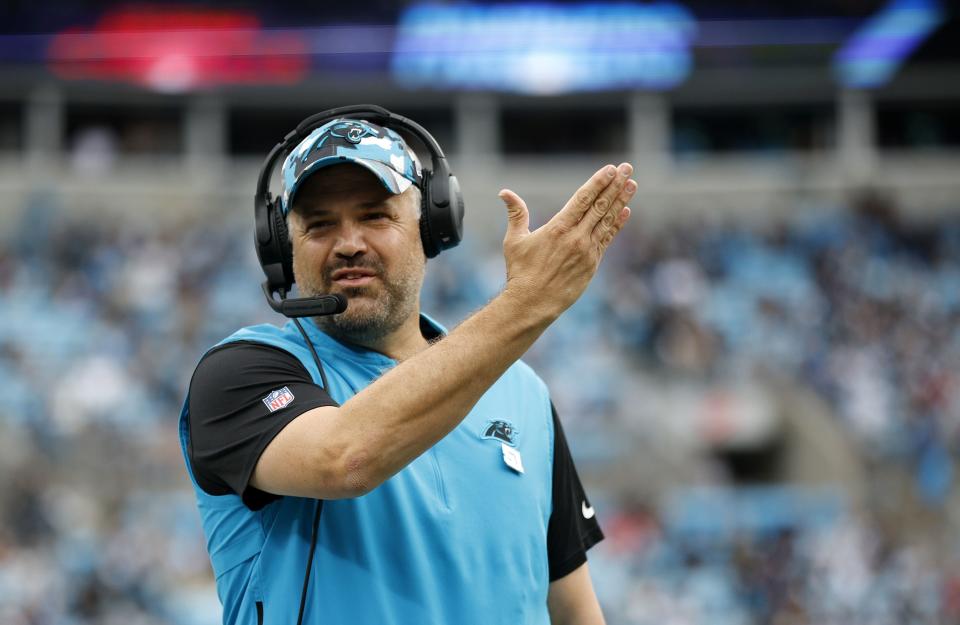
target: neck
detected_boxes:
[315,309,431,362]
[368,310,431,361]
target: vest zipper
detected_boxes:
[429,448,449,511]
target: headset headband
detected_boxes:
[255,104,451,249]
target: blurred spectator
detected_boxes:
[1,189,958,624]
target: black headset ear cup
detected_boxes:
[255,195,294,296]
[273,201,295,289]
[445,174,465,248]
[418,162,465,258]
[418,170,441,258]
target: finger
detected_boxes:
[551,164,617,230]
[581,162,633,231]
[592,177,636,241]
[498,189,530,240]
[599,206,631,251]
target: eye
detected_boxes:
[363,212,390,221]
[305,220,334,231]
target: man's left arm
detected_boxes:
[548,562,606,625]
[546,403,606,625]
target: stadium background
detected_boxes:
[1,1,958,623]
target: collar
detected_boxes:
[295,312,448,367]
[419,312,446,342]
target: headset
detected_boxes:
[253,104,465,624]
[254,103,465,319]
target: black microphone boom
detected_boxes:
[261,282,347,318]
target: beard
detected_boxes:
[297,250,424,347]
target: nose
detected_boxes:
[331,220,368,259]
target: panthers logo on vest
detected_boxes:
[481,420,519,447]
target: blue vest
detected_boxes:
[178,315,557,625]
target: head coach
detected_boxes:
[178,105,636,625]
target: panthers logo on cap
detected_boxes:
[331,120,377,144]
[481,420,519,447]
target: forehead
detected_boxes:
[292,164,394,214]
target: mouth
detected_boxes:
[330,268,378,288]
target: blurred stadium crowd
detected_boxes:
[0,186,958,624]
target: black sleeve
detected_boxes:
[546,403,604,582]
[187,341,338,511]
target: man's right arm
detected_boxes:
[250,163,636,500]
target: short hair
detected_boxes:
[409,185,423,220]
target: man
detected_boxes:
[179,116,636,625]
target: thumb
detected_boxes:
[498,189,530,239]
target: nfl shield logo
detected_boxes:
[263,386,295,413]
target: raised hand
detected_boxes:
[498,162,635,321]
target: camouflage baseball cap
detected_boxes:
[280,118,423,215]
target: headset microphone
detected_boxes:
[260,285,347,318]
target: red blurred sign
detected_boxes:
[48,6,309,92]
